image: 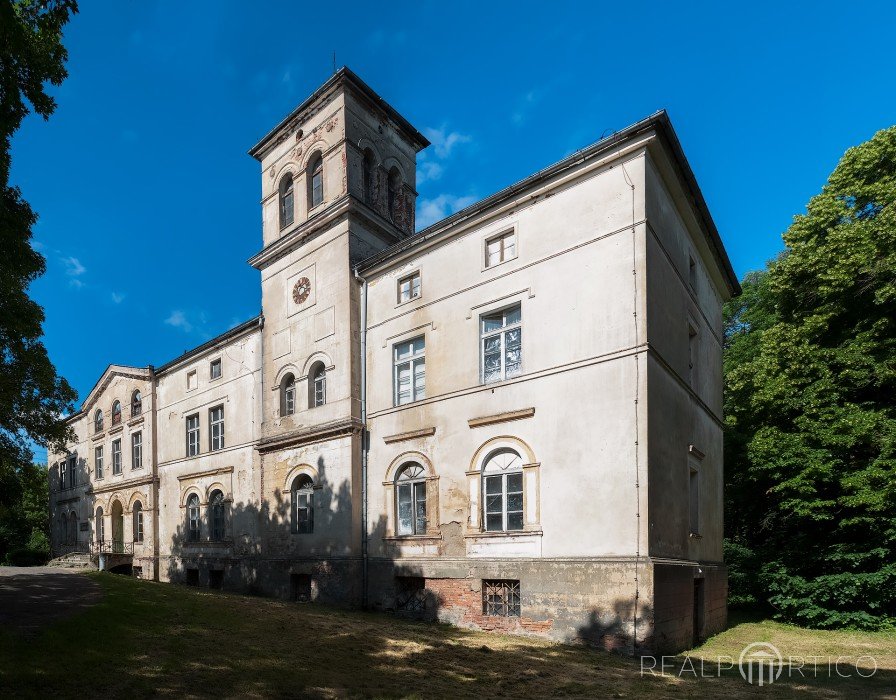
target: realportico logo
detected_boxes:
[738,642,783,686]
[640,642,878,685]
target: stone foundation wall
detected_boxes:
[651,562,727,654]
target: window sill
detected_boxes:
[92,432,105,441]
[481,254,518,273]
[109,424,124,435]
[383,534,442,543]
[128,415,144,427]
[465,529,542,540]
[395,294,422,310]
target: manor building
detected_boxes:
[48,68,739,653]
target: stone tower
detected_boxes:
[246,68,429,601]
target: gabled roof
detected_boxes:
[357,110,740,297]
[75,364,152,420]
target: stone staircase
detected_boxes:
[47,552,95,569]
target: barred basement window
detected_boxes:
[291,573,312,602]
[482,579,521,617]
[395,576,427,614]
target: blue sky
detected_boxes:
[12,1,896,458]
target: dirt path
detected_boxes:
[0,567,103,636]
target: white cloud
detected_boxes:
[512,90,540,126]
[416,194,478,229]
[424,126,472,159]
[111,292,125,304]
[61,256,86,288]
[416,160,444,186]
[164,310,193,333]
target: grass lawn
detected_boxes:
[1,573,894,698]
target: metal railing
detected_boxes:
[90,540,134,555]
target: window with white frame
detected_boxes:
[187,370,198,390]
[186,413,200,457]
[281,373,296,416]
[309,362,326,408]
[393,337,425,406]
[210,358,222,380]
[94,446,104,479]
[309,155,323,209]
[395,463,427,536]
[209,405,224,451]
[187,493,200,542]
[112,439,122,475]
[397,272,421,303]
[485,230,516,267]
[291,475,314,534]
[131,431,142,469]
[481,304,522,383]
[133,501,143,543]
[482,449,524,532]
[279,173,294,229]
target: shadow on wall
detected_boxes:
[576,597,654,654]
[165,455,388,607]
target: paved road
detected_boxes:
[0,566,103,636]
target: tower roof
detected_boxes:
[248,66,429,160]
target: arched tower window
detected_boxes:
[482,449,524,532]
[388,167,402,222]
[362,149,375,205]
[279,173,294,229]
[187,494,200,542]
[131,390,142,417]
[111,400,122,426]
[95,507,104,543]
[281,373,296,416]
[308,362,326,408]
[308,154,323,209]
[133,501,144,543]
[209,490,226,541]
[291,475,314,534]
[94,408,104,433]
[395,463,427,536]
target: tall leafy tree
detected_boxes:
[725,125,896,628]
[0,0,78,523]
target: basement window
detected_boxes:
[395,577,427,614]
[291,573,312,602]
[482,579,521,617]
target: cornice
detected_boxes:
[257,417,363,454]
[91,475,158,496]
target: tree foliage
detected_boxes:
[724,125,896,628]
[0,0,78,517]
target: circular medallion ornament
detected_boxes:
[292,277,311,305]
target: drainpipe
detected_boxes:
[353,267,369,608]
[150,364,160,581]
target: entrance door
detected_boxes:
[693,578,705,646]
[111,501,124,553]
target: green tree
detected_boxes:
[0,0,78,557]
[724,125,896,628]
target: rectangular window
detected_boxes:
[689,468,700,535]
[187,370,198,390]
[396,481,427,535]
[134,511,143,543]
[69,457,77,487]
[60,460,68,490]
[209,406,224,451]
[131,432,142,470]
[112,439,122,475]
[397,272,421,304]
[484,472,524,532]
[393,336,425,406]
[295,492,313,534]
[485,230,516,268]
[95,446,104,480]
[482,579,521,617]
[186,414,200,457]
[481,304,522,383]
[210,358,222,380]
[688,323,698,387]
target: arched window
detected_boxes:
[131,390,142,417]
[309,362,326,408]
[133,501,144,543]
[209,490,226,541]
[69,512,78,546]
[396,463,427,536]
[291,475,314,534]
[187,494,200,542]
[308,155,323,209]
[279,173,294,229]
[94,408,104,433]
[362,149,374,205]
[95,507,104,543]
[281,373,296,416]
[387,167,402,222]
[111,400,122,426]
[482,449,524,532]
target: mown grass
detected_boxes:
[1,573,894,698]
